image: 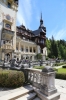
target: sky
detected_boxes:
[17,0,66,40]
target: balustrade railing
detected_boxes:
[27,68,42,88]
[25,67,60,98]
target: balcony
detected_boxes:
[1,43,14,52]
[2,28,14,40]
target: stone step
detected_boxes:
[33,97,41,100]
[16,92,36,100]
[0,85,34,100]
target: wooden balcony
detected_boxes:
[2,28,14,40]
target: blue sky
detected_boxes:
[17,0,66,40]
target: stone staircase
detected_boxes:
[9,87,41,100]
[16,91,41,100]
[0,85,41,100]
[10,88,41,100]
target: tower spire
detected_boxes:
[40,12,43,27]
[41,12,42,20]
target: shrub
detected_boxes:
[35,53,42,60]
[46,56,49,60]
[62,66,66,68]
[56,73,66,80]
[0,69,25,88]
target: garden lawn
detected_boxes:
[57,68,66,73]
[33,66,44,69]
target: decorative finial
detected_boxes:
[41,12,42,20]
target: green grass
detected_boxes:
[57,68,66,73]
[33,66,44,69]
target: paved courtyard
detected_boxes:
[55,79,66,100]
[0,79,66,100]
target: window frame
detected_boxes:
[5,23,11,30]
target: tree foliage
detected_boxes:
[46,36,66,60]
[35,53,42,60]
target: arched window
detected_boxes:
[5,23,11,29]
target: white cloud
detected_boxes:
[48,26,58,39]
[17,12,26,27]
[17,0,32,28]
[48,27,66,40]
[54,29,66,40]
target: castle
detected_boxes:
[0,0,47,61]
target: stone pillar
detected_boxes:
[42,55,45,61]
[40,66,60,100]
[0,49,2,60]
[32,47,33,53]
[19,42,20,51]
[24,46,25,53]
[28,46,29,53]
[2,52,4,60]
[37,45,40,53]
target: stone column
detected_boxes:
[19,42,20,51]
[28,46,30,53]
[0,49,2,60]
[24,46,25,53]
[32,47,33,53]
[2,52,4,60]
[32,56,34,61]
[42,55,45,61]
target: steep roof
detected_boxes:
[32,13,46,36]
[32,27,46,36]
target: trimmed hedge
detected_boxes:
[56,73,66,80]
[54,62,66,66]
[0,69,25,88]
[62,66,66,68]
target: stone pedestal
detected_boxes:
[40,66,60,100]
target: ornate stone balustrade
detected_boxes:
[27,68,41,88]
[25,67,60,100]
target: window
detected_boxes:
[16,47,18,50]
[3,41,5,44]
[40,39,44,44]
[7,2,11,8]
[21,46,24,51]
[26,47,28,52]
[33,48,36,53]
[30,47,32,52]
[41,49,43,53]
[5,23,11,29]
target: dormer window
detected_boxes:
[7,2,11,8]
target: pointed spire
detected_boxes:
[40,12,43,27]
[41,12,42,21]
